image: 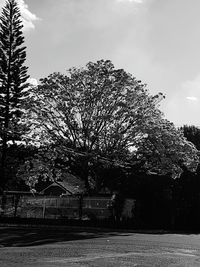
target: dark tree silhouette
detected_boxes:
[181,125,200,150]
[0,0,29,191]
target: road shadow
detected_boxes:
[0,227,129,247]
[1,224,200,247]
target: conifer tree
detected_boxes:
[0,0,29,190]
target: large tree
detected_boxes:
[22,60,198,190]
[0,0,29,190]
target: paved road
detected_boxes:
[1,226,200,266]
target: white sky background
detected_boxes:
[1,0,200,126]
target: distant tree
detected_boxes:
[21,60,198,191]
[176,125,200,228]
[138,120,199,178]
[181,125,200,150]
[0,0,29,190]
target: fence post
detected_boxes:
[43,198,46,219]
[14,195,20,217]
[79,195,83,220]
[1,192,6,216]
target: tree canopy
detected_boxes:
[20,60,199,190]
[181,125,200,151]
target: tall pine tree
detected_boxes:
[0,0,29,191]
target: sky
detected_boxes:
[1,0,200,126]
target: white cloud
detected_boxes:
[182,74,200,102]
[0,0,39,31]
[117,0,143,3]
[186,96,198,101]
[161,74,200,125]
[18,0,39,31]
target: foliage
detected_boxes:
[17,145,67,188]
[20,60,199,190]
[25,60,163,153]
[0,144,34,190]
[0,0,29,190]
[137,120,199,178]
[180,125,200,151]
[0,0,29,138]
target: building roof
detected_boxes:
[41,172,85,195]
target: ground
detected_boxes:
[1,226,200,266]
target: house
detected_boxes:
[40,172,85,196]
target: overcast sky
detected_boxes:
[1,0,200,126]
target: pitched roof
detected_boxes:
[41,172,85,195]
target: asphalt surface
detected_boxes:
[1,226,200,266]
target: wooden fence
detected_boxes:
[0,195,135,220]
